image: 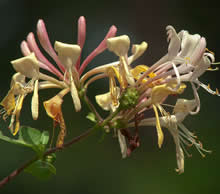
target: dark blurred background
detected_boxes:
[0,0,220,193]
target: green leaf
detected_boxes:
[86,112,97,123]
[0,130,18,144]
[25,159,56,180]
[40,131,50,145]
[18,126,49,155]
[0,126,50,156]
[0,130,31,147]
[19,126,42,145]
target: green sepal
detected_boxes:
[119,87,139,110]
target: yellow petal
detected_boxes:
[43,95,63,121]
[151,83,186,104]
[131,65,156,82]
[107,67,119,106]
[43,94,66,147]
[12,94,25,135]
[13,120,20,136]
[108,66,127,89]
[153,104,164,148]
[0,88,16,116]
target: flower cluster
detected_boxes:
[1,17,218,174]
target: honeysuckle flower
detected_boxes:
[1,16,218,178]
[136,25,217,115]
[44,88,69,147]
[54,41,82,111]
[11,53,40,120]
[139,82,186,148]
[0,73,32,135]
[1,16,117,137]
[84,39,148,112]
[107,35,135,88]
[129,98,211,173]
[95,87,120,112]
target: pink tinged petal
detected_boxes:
[26,32,63,79]
[76,16,86,70]
[20,41,31,56]
[20,41,51,72]
[36,19,66,73]
[79,25,117,75]
[166,25,181,58]
[191,37,206,65]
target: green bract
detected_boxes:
[119,87,139,109]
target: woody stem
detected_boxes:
[0,126,94,188]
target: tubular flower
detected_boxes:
[134,98,211,174]
[0,18,218,175]
[0,73,32,135]
[43,89,69,147]
[89,25,217,169]
[0,16,117,137]
[137,25,218,114]
[89,39,148,111]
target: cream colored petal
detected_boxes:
[166,124,184,174]
[107,35,130,56]
[121,56,135,86]
[173,99,196,114]
[128,41,148,64]
[95,92,112,111]
[95,87,120,111]
[11,53,40,79]
[118,130,127,158]
[54,41,81,69]
[166,25,181,59]
[31,80,39,120]
[69,70,81,112]
[179,31,201,58]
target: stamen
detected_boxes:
[206,48,215,56]
[207,67,219,71]
[198,81,220,96]
[179,141,192,158]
